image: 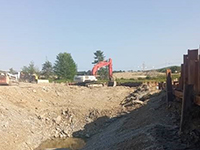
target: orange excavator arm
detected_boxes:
[92,58,113,79]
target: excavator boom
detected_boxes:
[92,58,113,79]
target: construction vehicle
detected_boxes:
[0,72,20,85]
[19,72,49,84]
[31,74,38,83]
[19,72,38,83]
[74,75,97,83]
[7,72,20,84]
[0,72,10,85]
[74,58,116,86]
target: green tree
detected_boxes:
[54,52,77,80]
[92,50,105,64]
[92,50,108,79]
[9,68,17,74]
[22,61,39,74]
[41,60,53,78]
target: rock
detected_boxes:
[59,134,64,138]
[45,117,50,121]
[62,109,70,116]
[54,131,59,138]
[55,127,61,132]
[2,123,8,128]
[85,134,90,138]
[63,130,70,137]
[38,115,42,120]
[33,89,37,93]
[55,116,62,124]
[85,117,93,123]
[62,110,66,115]
[42,86,49,92]
[55,91,60,96]
[132,100,144,105]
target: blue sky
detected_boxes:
[0,0,200,71]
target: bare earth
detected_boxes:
[0,83,134,150]
[0,83,199,150]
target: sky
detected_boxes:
[0,0,200,71]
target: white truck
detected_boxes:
[74,75,97,83]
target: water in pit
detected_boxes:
[35,138,86,150]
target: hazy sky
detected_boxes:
[0,0,200,71]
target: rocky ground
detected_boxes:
[0,83,136,150]
[81,91,200,150]
[0,83,199,150]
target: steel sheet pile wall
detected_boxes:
[175,49,200,106]
[171,49,200,131]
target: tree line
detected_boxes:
[21,52,77,81]
[9,50,107,81]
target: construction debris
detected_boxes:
[120,84,151,107]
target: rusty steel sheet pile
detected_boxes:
[166,49,200,131]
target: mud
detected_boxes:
[35,138,85,150]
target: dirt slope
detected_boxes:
[81,92,200,150]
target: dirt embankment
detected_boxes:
[0,83,136,150]
[81,92,200,150]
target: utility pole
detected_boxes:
[142,62,145,71]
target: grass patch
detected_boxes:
[116,73,180,84]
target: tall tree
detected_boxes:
[41,60,53,78]
[22,61,39,74]
[92,50,108,79]
[92,50,105,64]
[54,52,77,80]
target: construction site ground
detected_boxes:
[0,83,200,150]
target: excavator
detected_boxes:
[74,58,116,87]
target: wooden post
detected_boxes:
[166,69,173,103]
[180,84,194,132]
